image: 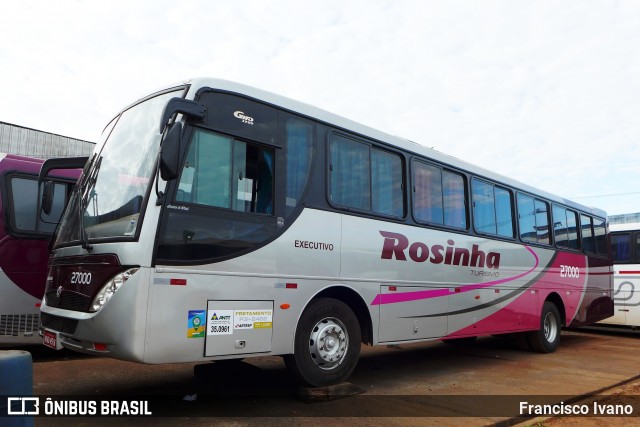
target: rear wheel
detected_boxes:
[527,301,561,353]
[285,297,361,387]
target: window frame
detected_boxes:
[326,131,406,220]
[411,159,469,231]
[471,177,514,239]
[3,172,75,239]
[516,192,552,246]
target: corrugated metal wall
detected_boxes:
[0,121,95,159]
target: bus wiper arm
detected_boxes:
[78,156,102,251]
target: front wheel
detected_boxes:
[285,297,361,387]
[527,301,561,353]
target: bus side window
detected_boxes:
[581,214,595,253]
[593,217,607,256]
[9,176,68,233]
[176,128,274,215]
[611,233,631,262]
[518,194,550,245]
[472,179,512,237]
[283,115,313,216]
[553,205,569,248]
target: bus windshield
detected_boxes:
[55,89,182,245]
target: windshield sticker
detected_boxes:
[234,310,273,329]
[207,310,233,335]
[187,310,205,338]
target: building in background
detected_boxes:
[0,121,95,159]
[610,213,640,225]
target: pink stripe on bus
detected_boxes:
[371,246,539,306]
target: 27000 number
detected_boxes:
[560,265,580,278]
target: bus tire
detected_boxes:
[527,301,561,353]
[285,297,361,387]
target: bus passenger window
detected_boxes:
[593,217,607,256]
[611,233,631,262]
[518,194,549,245]
[414,162,443,224]
[372,148,403,217]
[329,135,370,210]
[472,179,512,237]
[284,116,313,215]
[581,215,595,253]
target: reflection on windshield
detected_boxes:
[55,89,183,246]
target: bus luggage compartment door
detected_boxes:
[205,300,273,357]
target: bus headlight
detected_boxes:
[90,268,139,312]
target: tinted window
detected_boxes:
[329,135,370,210]
[535,199,551,244]
[414,162,466,229]
[472,179,512,237]
[329,134,404,217]
[593,217,607,256]
[443,171,467,229]
[414,162,443,224]
[9,177,68,233]
[552,206,580,250]
[611,233,631,262]
[581,214,595,253]
[518,194,550,245]
[553,205,569,248]
[371,148,403,217]
[177,128,274,214]
[283,115,314,215]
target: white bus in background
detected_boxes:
[602,223,640,327]
[40,78,613,386]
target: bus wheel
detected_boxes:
[285,297,361,387]
[528,301,561,353]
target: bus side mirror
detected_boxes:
[41,180,55,215]
[159,122,182,181]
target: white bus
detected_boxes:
[601,222,640,327]
[40,78,613,386]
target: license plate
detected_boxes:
[43,329,63,350]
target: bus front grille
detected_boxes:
[0,314,40,336]
[40,313,78,335]
[45,290,91,311]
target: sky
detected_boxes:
[1,0,639,215]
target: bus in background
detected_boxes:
[0,153,79,344]
[601,222,640,327]
[40,79,613,386]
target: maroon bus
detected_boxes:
[0,153,80,343]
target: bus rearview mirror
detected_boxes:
[41,180,55,215]
[160,122,182,181]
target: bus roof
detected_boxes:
[610,222,640,232]
[132,77,609,219]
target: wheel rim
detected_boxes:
[543,311,559,343]
[308,317,349,370]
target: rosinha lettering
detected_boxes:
[379,231,501,269]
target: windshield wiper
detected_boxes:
[78,156,102,251]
